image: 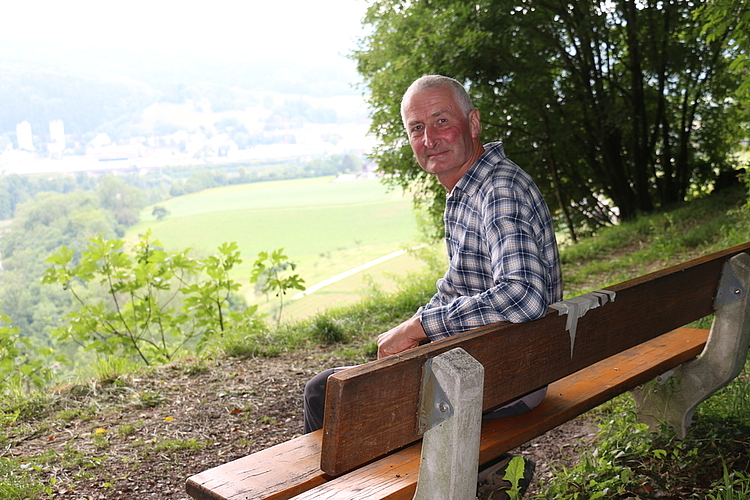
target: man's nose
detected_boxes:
[423,126,438,149]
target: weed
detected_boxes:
[538,356,750,499]
[54,404,96,423]
[134,391,165,408]
[0,393,52,423]
[308,314,348,344]
[92,432,110,450]
[182,359,210,376]
[501,456,532,500]
[697,369,750,420]
[150,438,207,452]
[210,329,293,359]
[707,467,750,500]
[118,423,138,437]
[361,339,378,359]
[55,407,83,421]
[0,456,45,500]
[88,356,138,386]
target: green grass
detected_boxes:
[561,185,750,297]
[129,176,425,319]
[0,457,45,500]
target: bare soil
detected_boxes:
[9,346,596,500]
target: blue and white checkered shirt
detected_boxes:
[420,142,563,340]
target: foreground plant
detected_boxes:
[0,310,64,393]
[538,371,750,500]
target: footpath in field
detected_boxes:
[291,245,426,300]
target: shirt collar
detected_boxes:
[450,141,505,197]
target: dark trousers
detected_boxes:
[303,367,352,433]
[303,367,544,433]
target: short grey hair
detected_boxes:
[401,75,475,122]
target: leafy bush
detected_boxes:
[42,231,270,366]
[0,311,64,394]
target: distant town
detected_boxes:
[1,112,377,177]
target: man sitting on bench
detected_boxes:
[303,74,563,499]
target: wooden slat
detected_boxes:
[321,242,750,475]
[293,327,709,500]
[185,326,709,500]
[186,431,328,500]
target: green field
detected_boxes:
[128,176,432,320]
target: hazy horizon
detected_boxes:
[0,0,370,67]
[0,0,376,171]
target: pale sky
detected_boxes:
[0,0,370,63]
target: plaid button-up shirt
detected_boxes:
[420,141,563,340]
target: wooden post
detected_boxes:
[632,252,750,437]
[413,347,484,500]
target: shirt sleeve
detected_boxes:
[419,186,552,341]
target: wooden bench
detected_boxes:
[186,242,750,500]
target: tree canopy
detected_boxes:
[355,0,749,238]
[699,0,750,93]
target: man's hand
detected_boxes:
[377,315,428,359]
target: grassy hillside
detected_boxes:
[128,176,750,322]
[2,184,749,499]
[560,184,750,297]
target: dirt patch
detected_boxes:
[517,415,599,495]
[9,347,596,499]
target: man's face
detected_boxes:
[402,85,481,189]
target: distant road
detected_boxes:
[292,246,425,299]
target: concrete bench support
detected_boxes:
[632,252,750,437]
[413,348,484,500]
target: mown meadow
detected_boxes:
[127,176,428,320]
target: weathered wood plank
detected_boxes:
[321,242,750,475]
[185,431,328,500]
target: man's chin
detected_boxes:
[423,158,452,174]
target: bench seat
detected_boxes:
[186,326,709,500]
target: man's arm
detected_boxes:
[376,315,427,359]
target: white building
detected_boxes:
[49,120,65,154]
[16,121,33,151]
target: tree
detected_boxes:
[355,0,747,238]
[0,308,64,393]
[97,175,146,228]
[152,205,170,221]
[0,191,118,343]
[699,0,750,93]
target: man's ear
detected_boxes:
[469,108,482,138]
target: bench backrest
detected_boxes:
[320,242,750,476]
